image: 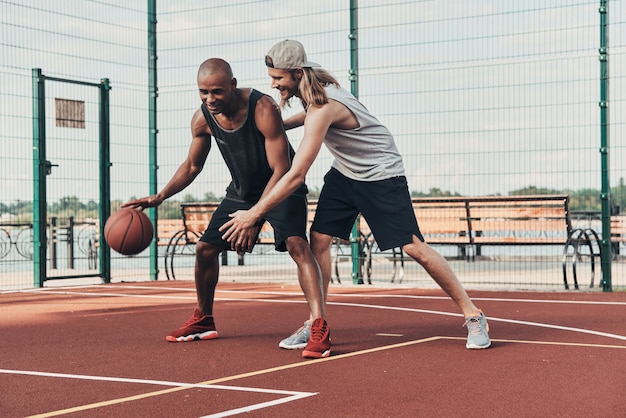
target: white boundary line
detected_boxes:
[14,283,626,304]
[198,392,314,418]
[15,286,626,342]
[14,283,626,305]
[0,368,315,418]
[0,368,312,395]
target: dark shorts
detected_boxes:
[200,195,308,252]
[311,168,424,251]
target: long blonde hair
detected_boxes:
[295,68,340,109]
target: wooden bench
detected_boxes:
[157,219,184,246]
[611,215,626,250]
[163,201,319,280]
[358,198,475,284]
[162,196,611,289]
[467,195,572,249]
[162,202,218,280]
[410,195,573,251]
[163,199,377,283]
[351,195,574,284]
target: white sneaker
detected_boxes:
[463,312,491,349]
[279,321,311,350]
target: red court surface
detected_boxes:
[1,281,625,417]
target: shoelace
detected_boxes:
[310,323,327,342]
[463,317,482,335]
[180,310,204,328]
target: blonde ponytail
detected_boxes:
[298,68,340,109]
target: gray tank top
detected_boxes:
[323,85,405,181]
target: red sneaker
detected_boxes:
[302,318,331,358]
[166,308,218,342]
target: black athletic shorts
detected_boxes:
[199,195,308,252]
[311,168,424,251]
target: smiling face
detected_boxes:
[197,68,236,115]
[267,67,301,105]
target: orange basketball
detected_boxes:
[104,208,154,255]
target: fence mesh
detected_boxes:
[1,0,625,290]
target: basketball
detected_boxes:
[104,208,154,255]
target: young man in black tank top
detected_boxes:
[123,58,331,359]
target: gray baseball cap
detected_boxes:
[265,39,320,70]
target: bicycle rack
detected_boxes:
[562,228,601,290]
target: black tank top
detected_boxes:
[201,89,306,202]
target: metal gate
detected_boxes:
[32,69,111,287]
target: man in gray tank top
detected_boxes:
[222,40,491,350]
[124,58,330,358]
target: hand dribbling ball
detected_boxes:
[104,208,154,255]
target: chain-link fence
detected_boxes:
[1,1,625,290]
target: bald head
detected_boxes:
[196,58,240,116]
[198,58,233,79]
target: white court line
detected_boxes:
[0,368,311,395]
[16,289,197,301]
[0,368,315,418]
[323,300,626,342]
[19,287,626,343]
[18,283,626,306]
[198,392,313,418]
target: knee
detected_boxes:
[310,231,332,255]
[196,241,220,262]
[285,236,310,261]
[402,235,431,263]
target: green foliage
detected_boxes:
[0,200,33,222]
[508,186,562,196]
[567,188,601,212]
[3,181,626,223]
[158,199,185,219]
[410,185,619,213]
[613,177,626,213]
[411,188,461,198]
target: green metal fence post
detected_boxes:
[32,68,47,288]
[99,78,112,283]
[599,0,612,292]
[349,0,363,284]
[148,0,159,281]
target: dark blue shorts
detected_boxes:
[200,195,308,252]
[311,168,424,251]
